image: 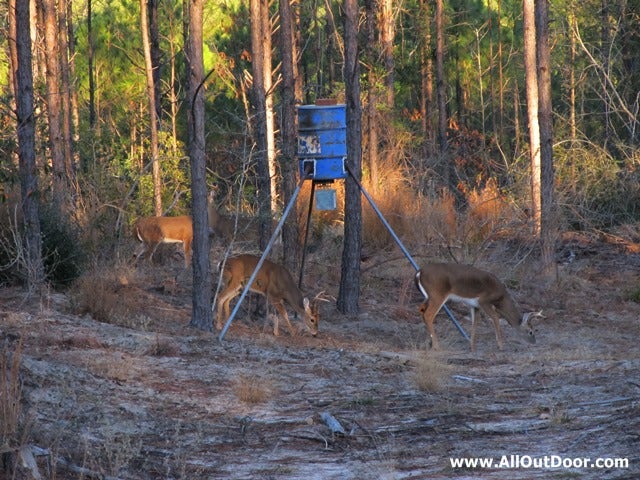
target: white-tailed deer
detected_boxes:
[415,263,538,351]
[207,190,235,244]
[133,216,193,267]
[216,254,320,336]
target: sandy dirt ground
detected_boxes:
[1,233,639,479]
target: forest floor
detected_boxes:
[1,232,640,479]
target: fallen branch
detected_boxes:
[320,411,346,436]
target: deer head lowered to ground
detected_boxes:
[415,262,540,351]
[216,254,321,337]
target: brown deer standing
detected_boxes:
[133,216,193,267]
[415,263,539,351]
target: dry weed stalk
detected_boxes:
[1,340,23,447]
[233,375,272,404]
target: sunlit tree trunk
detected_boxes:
[435,0,451,191]
[149,0,162,124]
[66,0,80,164]
[338,0,362,314]
[186,0,212,331]
[279,0,301,273]
[380,0,394,107]
[364,0,379,189]
[568,9,577,144]
[10,0,45,289]
[141,0,162,215]
[261,2,277,213]
[58,0,75,182]
[250,0,272,249]
[420,0,435,162]
[87,0,96,128]
[40,0,71,214]
[536,0,556,273]
[523,0,541,236]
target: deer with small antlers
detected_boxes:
[216,254,321,336]
[415,263,539,351]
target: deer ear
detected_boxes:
[303,297,310,309]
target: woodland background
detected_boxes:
[1,0,640,478]
[1,0,638,296]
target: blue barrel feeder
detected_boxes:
[297,104,347,180]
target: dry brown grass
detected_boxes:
[69,265,154,330]
[411,352,453,392]
[233,374,273,404]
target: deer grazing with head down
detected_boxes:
[415,263,539,351]
[216,254,320,337]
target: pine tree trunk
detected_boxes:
[338,0,362,315]
[186,0,212,331]
[141,0,162,215]
[278,0,301,273]
[11,0,45,290]
[523,0,541,236]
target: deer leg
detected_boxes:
[419,297,446,350]
[274,302,295,336]
[480,301,504,350]
[469,307,478,352]
[182,239,192,268]
[216,286,240,330]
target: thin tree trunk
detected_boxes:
[250,0,272,250]
[149,0,162,124]
[523,0,541,236]
[40,0,68,213]
[186,0,212,331]
[141,0,162,215]
[261,0,277,213]
[279,0,301,273]
[380,0,394,107]
[365,0,378,189]
[435,0,451,191]
[337,0,362,315]
[536,0,556,273]
[87,0,96,128]
[420,0,435,162]
[11,0,45,290]
[66,0,80,163]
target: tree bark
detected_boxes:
[186,0,212,331]
[337,0,362,315]
[523,0,541,236]
[435,0,451,191]
[141,0,162,215]
[278,0,301,273]
[250,0,272,250]
[536,0,556,273]
[11,0,45,289]
[40,0,68,214]
[365,0,379,189]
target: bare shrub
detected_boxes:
[412,353,452,392]
[143,335,181,357]
[69,265,145,328]
[233,375,272,404]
